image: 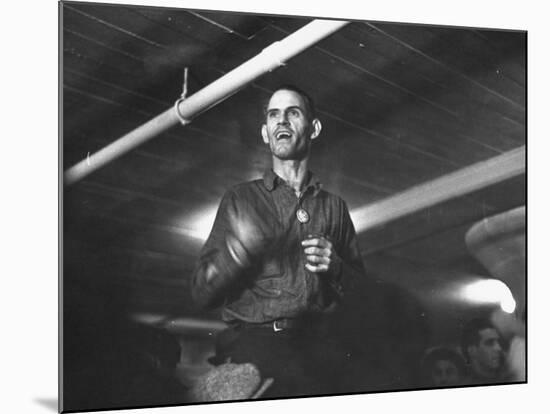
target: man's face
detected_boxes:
[471,327,503,372]
[261,89,319,161]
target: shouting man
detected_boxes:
[191,85,366,398]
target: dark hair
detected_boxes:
[423,347,466,371]
[263,84,317,121]
[460,317,496,362]
[421,346,467,382]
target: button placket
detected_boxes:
[297,193,312,308]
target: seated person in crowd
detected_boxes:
[461,317,506,384]
[419,346,467,388]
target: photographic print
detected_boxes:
[61,1,526,412]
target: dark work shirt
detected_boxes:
[191,169,366,323]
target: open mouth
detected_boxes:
[275,130,292,140]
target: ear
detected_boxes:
[261,124,269,144]
[309,118,322,140]
[467,345,477,358]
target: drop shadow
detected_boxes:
[34,398,58,412]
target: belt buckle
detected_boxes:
[272,320,284,332]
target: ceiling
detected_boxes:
[62,2,526,321]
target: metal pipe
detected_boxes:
[64,19,349,186]
[351,146,525,233]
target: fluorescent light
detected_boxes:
[176,206,218,242]
[460,279,516,314]
[190,208,218,241]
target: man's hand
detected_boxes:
[302,234,335,273]
[225,202,278,269]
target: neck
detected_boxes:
[471,360,499,379]
[272,158,309,193]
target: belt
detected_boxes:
[270,318,298,332]
[232,318,300,332]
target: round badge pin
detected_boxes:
[296,208,310,224]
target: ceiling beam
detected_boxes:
[351,145,525,233]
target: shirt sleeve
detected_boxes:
[190,190,249,309]
[329,198,367,296]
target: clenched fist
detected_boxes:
[301,234,335,273]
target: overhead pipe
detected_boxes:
[64,19,350,186]
[351,146,525,233]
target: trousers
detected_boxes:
[214,323,345,399]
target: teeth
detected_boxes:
[276,131,291,139]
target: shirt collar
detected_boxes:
[262,169,322,196]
